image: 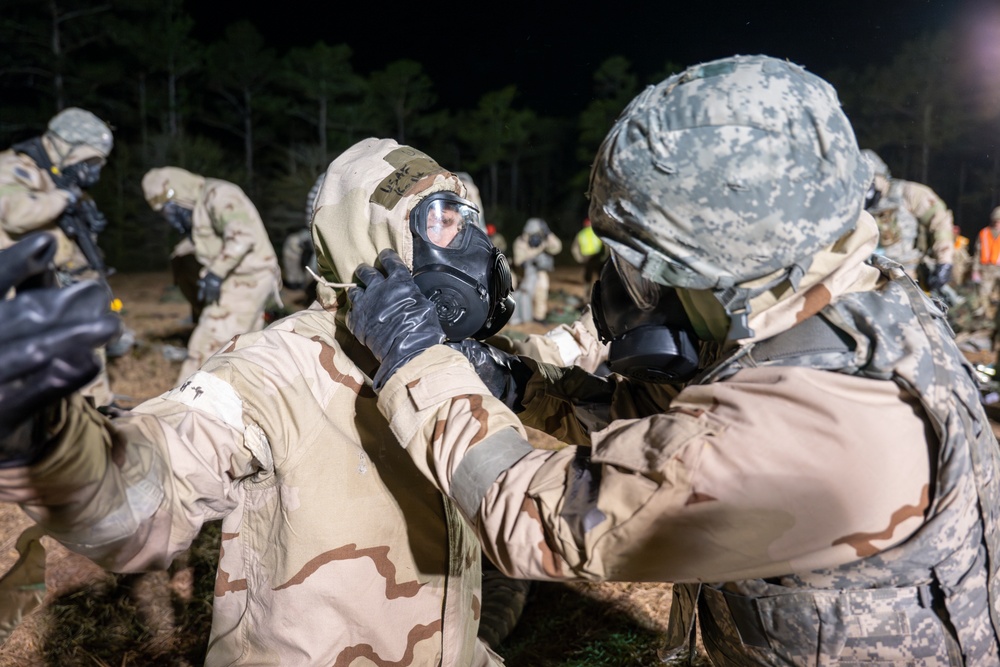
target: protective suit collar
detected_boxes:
[678,211,883,346]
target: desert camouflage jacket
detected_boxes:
[0,148,84,272]
[375,218,999,664]
[0,304,505,666]
[0,136,512,666]
[875,178,954,271]
[189,177,278,281]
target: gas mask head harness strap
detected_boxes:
[409,191,514,341]
[591,255,700,383]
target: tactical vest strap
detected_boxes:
[746,313,855,364]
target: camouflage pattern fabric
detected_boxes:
[142,168,281,385]
[587,55,871,295]
[874,177,955,279]
[46,107,113,158]
[671,252,1000,664]
[0,148,114,406]
[510,230,562,322]
[0,139,507,665]
[512,305,609,372]
[372,199,1000,664]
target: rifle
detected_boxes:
[56,188,122,313]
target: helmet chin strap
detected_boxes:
[713,263,806,340]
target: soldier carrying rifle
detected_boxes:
[0,107,118,407]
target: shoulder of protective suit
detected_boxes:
[0,150,48,190]
[203,178,254,211]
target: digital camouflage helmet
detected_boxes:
[588,54,873,339]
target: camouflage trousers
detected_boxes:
[176,272,277,384]
[978,264,1000,319]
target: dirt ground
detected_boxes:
[0,265,684,666]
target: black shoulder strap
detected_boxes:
[747,313,855,364]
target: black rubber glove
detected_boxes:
[197,271,223,305]
[0,233,121,464]
[346,248,445,391]
[926,263,952,292]
[446,340,531,412]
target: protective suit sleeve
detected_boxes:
[379,361,933,584]
[901,181,954,266]
[543,232,563,256]
[0,366,270,572]
[204,184,258,278]
[513,306,608,372]
[0,177,72,235]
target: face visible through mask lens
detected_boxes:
[409,191,513,340]
[422,199,478,249]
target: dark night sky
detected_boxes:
[187,0,980,117]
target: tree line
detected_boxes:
[2,0,998,270]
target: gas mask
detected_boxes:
[61,157,104,190]
[161,200,193,237]
[591,256,700,383]
[410,192,514,341]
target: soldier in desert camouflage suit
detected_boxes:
[142,167,281,385]
[510,217,562,323]
[0,138,515,666]
[0,108,116,407]
[346,56,1000,665]
[862,148,955,293]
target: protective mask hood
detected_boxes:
[311,138,512,343]
[141,167,205,210]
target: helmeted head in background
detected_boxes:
[523,218,548,236]
[43,107,114,188]
[991,206,1000,228]
[311,138,513,341]
[861,148,892,202]
[141,167,206,236]
[588,54,876,344]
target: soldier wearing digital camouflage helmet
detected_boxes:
[344,55,1000,665]
[862,148,955,295]
[0,107,116,407]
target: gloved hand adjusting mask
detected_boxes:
[591,256,700,383]
[409,192,514,341]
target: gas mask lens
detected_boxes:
[420,198,480,249]
[611,251,661,311]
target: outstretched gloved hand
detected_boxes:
[0,233,121,464]
[347,248,445,390]
[446,340,531,412]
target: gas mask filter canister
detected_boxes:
[591,257,700,383]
